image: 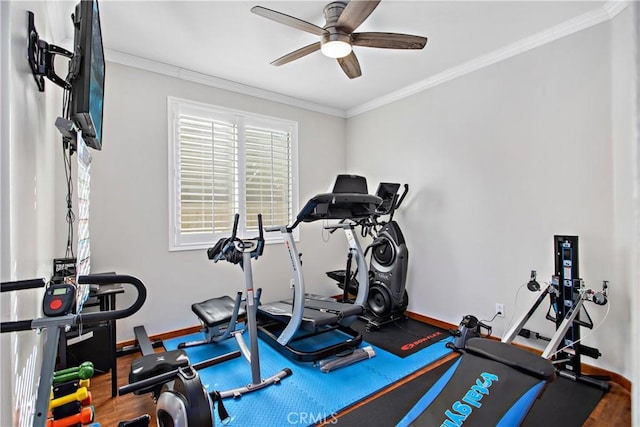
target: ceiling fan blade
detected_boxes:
[337,52,362,79]
[271,42,321,66]
[336,0,381,33]
[251,6,328,36]
[352,32,427,49]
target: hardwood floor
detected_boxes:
[87,350,632,427]
[90,351,159,426]
[583,382,632,427]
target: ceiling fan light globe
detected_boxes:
[321,40,352,58]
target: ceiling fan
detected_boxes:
[251,0,428,79]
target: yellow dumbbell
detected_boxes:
[49,387,88,410]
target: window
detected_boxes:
[168,97,298,251]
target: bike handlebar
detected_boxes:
[1,320,34,333]
[1,278,46,293]
[77,274,147,322]
[0,274,147,333]
[207,214,265,264]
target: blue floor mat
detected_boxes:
[164,331,452,426]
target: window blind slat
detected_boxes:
[171,100,296,248]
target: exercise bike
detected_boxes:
[121,214,291,425]
[201,213,292,398]
[327,181,410,331]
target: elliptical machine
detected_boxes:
[328,181,410,331]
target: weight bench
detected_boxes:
[398,338,555,426]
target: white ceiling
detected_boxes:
[52,1,613,115]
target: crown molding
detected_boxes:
[346,0,629,118]
[44,0,628,120]
[103,48,347,118]
[603,0,629,18]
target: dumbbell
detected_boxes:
[46,405,94,427]
[53,362,94,383]
[49,387,89,410]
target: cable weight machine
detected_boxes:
[502,235,610,391]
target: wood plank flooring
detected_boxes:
[90,351,159,426]
[87,350,631,427]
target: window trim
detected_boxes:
[168,96,299,251]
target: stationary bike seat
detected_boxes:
[192,295,246,327]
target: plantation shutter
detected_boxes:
[169,97,298,250]
[244,124,293,231]
[178,114,238,236]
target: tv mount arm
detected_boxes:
[27,11,73,92]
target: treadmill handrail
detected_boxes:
[275,230,305,345]
[263,221,368,346]
[262,187,379,345]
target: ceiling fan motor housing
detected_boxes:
[321,31,352,47]
[322,2,352,50]
[323,2,348,24]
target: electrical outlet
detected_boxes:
[495,303,505,318]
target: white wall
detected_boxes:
[625,3,640,425]
[611,0,638,393]
[346,20,633,379]
[89,62,348,340]
[0,2,62,426]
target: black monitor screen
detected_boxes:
[375,182,401,214]
[70,0,105,150]
[331,175,369,194]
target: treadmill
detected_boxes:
[258,175,382,362]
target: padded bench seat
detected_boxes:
[192,295,246,327]
[465,338,556,381]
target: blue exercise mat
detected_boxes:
[163,331,452,426]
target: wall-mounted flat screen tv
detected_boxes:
[70,0,105,150]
